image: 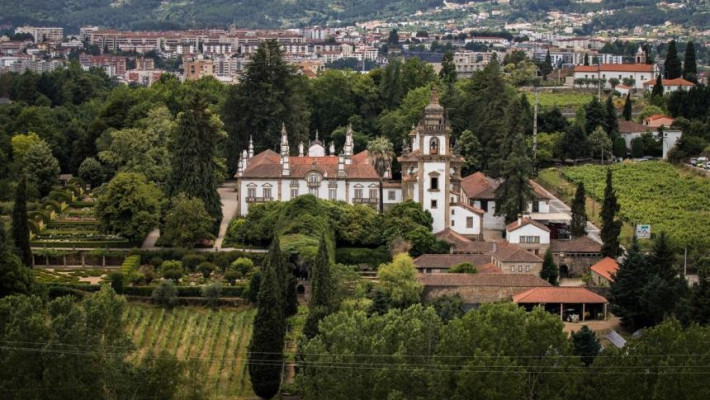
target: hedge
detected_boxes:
[27,219,40,234]
[49,190,73,204]
[335,246,391,268]
[30,240,133,248]
[123,285,245,298]
[130,249,264,266]
[43,199,62,214]
[67,177,86,188]
[69,201,96,208]
[28,210,51,224]
[121,255,141,277]
[44,283,101,299]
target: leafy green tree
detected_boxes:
[221,39,309,172]
[570,182,587,238]
[202,282,222,310]
[600,169,622,258]
[684,266,710,325]
[457,129,482,174]
[152,280,179,309]
[431,294,464,322]
[161,194,214,249]
[0,221,33,297]
[380,58,404,110]
[664,40,682,79]
[304,236,336,339]
[11,175,31,266]
[367,136,395,214]
[584,97,606,135]
[402,57,437,94]
[24,139,60,197]
[248,237,287,399]
[571,325,600,366]
[682,41,697,83]
[77,157,104,188]
[560,124,587,162]
[167,92,224,234]
[495,130,534,223]
[450,262,477,273]
[651,74,664,98]
[376,253,423,309]
[588,126,612,162]
[540,248,558,285]
[95,172,163,243]
[622,93,632,121]
[9,132,42,161]
[439,51,457,84]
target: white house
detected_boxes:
[505,217,551,256]
[643,77,694,93]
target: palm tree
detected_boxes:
[367,137,395,214]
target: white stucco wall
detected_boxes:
[420,161,448,233]
[449,205,482,236]
[474,200,506,230]
[507,223,550,245]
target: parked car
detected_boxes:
[690,158,698,166]
[698,157,709,165]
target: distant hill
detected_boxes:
[0,0,444,32]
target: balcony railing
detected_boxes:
[353,197,378,204]
[246,197,273,203]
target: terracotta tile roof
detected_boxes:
[590,257,619,282]
[382,181,402,188]
[414,254,493,270]
[619,120,652,134]
[643,78,694,87]
[643,114,673,122]
[549,237,602,253]
[241,150,379,179]
[461,172,499,199]
[452,202,485,215]
[574,64,654,73]
[506,217,551,233]
[513,287,608,304]
[419,273,551,287]
[435,229,494,254]
[492,242,543,263]
[530,180,551,200]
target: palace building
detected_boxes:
[235,89,553,239]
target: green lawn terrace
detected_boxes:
[29,180,132,249]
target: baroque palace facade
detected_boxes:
[235,89,550,238]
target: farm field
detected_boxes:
[559,161,710,249]
[125,305,256,399]
[535,91,595,109]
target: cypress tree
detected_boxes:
[622,93,632,121]
[0,220,34,298]
[663,40,682,79]
[571,325,601,366]
[12,175,32,267]
[609,237,652,329]
[583,53,590,66]
[167,91,223,234]
[682,41,697,83]
[600,169,622,258]
[570,182,587,238]
[304,235,336,339]
[604,96,618,136]
[651,74,664,98]
[541,49,553,80]
[540,248,559,285]
[494,129,534,224]
[650,231,676,280]
[248,237,286,399]
[439,51,457,84]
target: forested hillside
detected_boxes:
[0,0,443,31]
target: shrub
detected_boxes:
[212,252,230,271]
[150,257,164,268]
[336,246,391,268]
[231,257,255,277]
[121,255,141,277]
[160,260,184,282]
[182,254,206,272]
[450,262,478,274]
[129,272,146,285]
[109,272,124,293]
[246,269,261,304]
[152,280,178,309]
[224,269,239,285]
[202,282,222,309]
[198,262,217,279]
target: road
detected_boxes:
[534,184,603,245]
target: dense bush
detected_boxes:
[202,282,222,309]
[160,260,184,282]
[198,261,217,279]
[335,246,391,268]
[181,254,206,271]
[152,280,178,309]
[120,255,141,277]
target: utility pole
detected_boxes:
[533,89,539,173]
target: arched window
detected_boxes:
[430,137,439,155]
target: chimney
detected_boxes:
[299,142,304,157]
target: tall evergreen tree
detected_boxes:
[609,237,651,329]
[560,124,587,162]
[540,248,559,285]
[685,267,710,325]
[221,39,309,172]
[650,231,676,280]
[439,51,457,84]
[570,182,587,238]
[584,97,606,135]
[490,97,525,177]
[583,53,590,66]
[571,326,601,366]
[494,129,534,223]
[167,92,224,234]
[380,58,404,109]
[682,41,697,83]
[248,237,286,399]
[600,169,622,258]
[663,40,682,79]
[0,220,34,298]
[541,49,553,80]
[12,175,32,267]
[622,93,633,121]
[604,96,618,136]
[651,74,664,98]
[304,235,336,339]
